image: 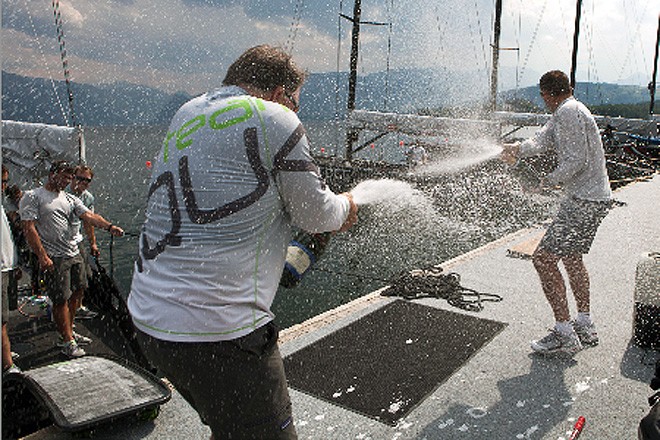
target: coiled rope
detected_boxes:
[381,266,503,312]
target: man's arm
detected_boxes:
[80,211,124,237]
[22,220,53,271]
[82,219,99,256]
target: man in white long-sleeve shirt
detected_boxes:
[502,70,611,356]
[128,45,358,439]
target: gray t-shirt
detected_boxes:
[66,188,95,245]
[19,186,89,258]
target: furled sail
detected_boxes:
[1,120,83,184]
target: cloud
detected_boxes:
[2,0,659,95]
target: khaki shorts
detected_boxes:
[538,196,611,257]
[44,254,88,305]
[78,243,93,280]
[136,321,297,440]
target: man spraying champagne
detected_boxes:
[501,70,612,356]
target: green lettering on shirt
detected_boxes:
[177,115,206,151]
[162,98,257,162]
[209,99,252,130]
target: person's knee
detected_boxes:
[70,289,84,301]
[561,254,584,268]
[532,250,558,271]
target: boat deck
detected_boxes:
[18,173,660,440]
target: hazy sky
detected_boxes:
[2,0,659,95]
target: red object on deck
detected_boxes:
[568,416,585,440]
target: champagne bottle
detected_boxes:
[280,232,333,288]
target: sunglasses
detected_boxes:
[75,176,92,183]
[284,91,299,112]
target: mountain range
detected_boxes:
[2,70,656,126]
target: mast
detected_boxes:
[569,0,583,90]
[649,14,660,116]
[489,0,503,114]
[344,0,362,161]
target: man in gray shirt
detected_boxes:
[67,164,99,319]
[20,161,124,358]
[502,70,611,355]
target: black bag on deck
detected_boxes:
[639,360,660,440]
[84,257,153,371]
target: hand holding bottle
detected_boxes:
[338,192,358,232]
[500,142,520,165]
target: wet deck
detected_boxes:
[19,173,660,439]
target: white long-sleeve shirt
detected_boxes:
[519,97,611,201]
[128,86,350,342]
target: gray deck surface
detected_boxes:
[23,174,660,439]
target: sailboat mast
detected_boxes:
[649,14,660,116]
[569,0,583,90]
[344,0,362,161]
[489,0,503,114]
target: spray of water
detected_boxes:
[350,178,422,206]
[418,140,503,175]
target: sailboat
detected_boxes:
[344,0,660,161]
[328,0,659,189]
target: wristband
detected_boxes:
[106,223,113,231]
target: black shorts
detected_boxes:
[2,272,9,324]
[136,322,297,440]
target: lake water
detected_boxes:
[84,123,553,329]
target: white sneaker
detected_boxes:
[572,321,599,346]
[57,331,92,347]
[61,340,86,358]
[75,306,98,320]
[531,329,583,354]
[3,364,22,376]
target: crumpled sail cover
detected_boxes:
[1,120,82,183]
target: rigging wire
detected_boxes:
[284,0,305,55]
[52,0,86,164]
[383,0,394,111]
[518,0,549,87]
[433,6,448,64]
[52,0,78,129]
[471,0,490,82]
[335,0,345,139]
[584,0,605,104]
[616,0,652,84]
[332,0,346,157]
[516,0,522,92]
[22,0,69,125]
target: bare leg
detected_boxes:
[532,249,570,322]
[68,289,84,333]
[2,323,13,370]
[52,303,74,342]
[562,255,590,313]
